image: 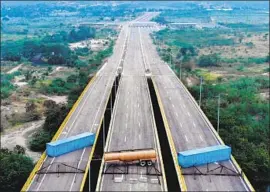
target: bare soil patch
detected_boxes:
[199,33,269,58]
[1,119,44,162]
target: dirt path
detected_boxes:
[38,94,68,104]
[1,119,45,162]
[7,64,23,74]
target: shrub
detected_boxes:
[29,130,51,152]
[0,148,34,191]
[198,54,221,67]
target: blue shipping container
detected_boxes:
[46,132,95,157]
[178,145,231,168]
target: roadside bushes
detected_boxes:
[0,146,34,191]
[188,77,269,192]
[1,72,23,99]
[29,131,51,151]
[29,101,69,152]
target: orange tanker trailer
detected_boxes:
[104,148,157,166]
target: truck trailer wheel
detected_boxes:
[147,160,153,166]
[140,160,146,167]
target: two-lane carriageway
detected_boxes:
[96,27,167,191]
[139,27,254,191]
[22,24,130,191]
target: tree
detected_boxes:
[43,103,68,134]
[25,101,36,113]
[25,101,41,121]
[67,74,78,83]
[24,70,32,81]
[13,145,25,154]
[198,54,221,67]
[43,100,57,110]
[0,148,34,191]
[29,131,51,151]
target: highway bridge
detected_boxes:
[139,27,254,191]
[95,26,167,191]
[22,21,130,192]
[22,12,254,191]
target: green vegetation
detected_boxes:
[198,54,221,67]
[221,56,269,65]
[189,77,269,191]
[1,71,22,99]
[218,22,269,32]
[152,11,269,191]
[1,26,97,65]
[152,16,169,25]
[28,40,114,151]
[0,146,34,192]
[154,28,236,48]
[28,74,90,151]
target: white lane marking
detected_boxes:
[193,122,196,127]
[172,104,175,108]
[187,112,191,117]
[180,123,183,128]
[185,135,189,142]
[114,174,124,183]
[169,97,172,101]
[139,122,141,127]
[129,185,132,191]
[183,104,186,108]
[176,112,179,117]
[200,135,203,141]
[139,134,141,140]
[125,136,127,142]
[127,104,128,109]
[69,148,86,191]
[70,75,116,191]
[36,77,100,190]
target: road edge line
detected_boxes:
[95,75,123,191]
[152,77,187,192]
[175,76,255,192]
[21,75,96,192]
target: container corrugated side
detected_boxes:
[178,145,231,168]
[46,132,95,157]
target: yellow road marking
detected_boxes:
[80,82,114,191]
[175,77,255,191]
[152,77,187,191]
[21,75,96,192]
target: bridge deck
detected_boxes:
[96,26,166,192]
[23,25,129,192]
[140,27,252,191]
